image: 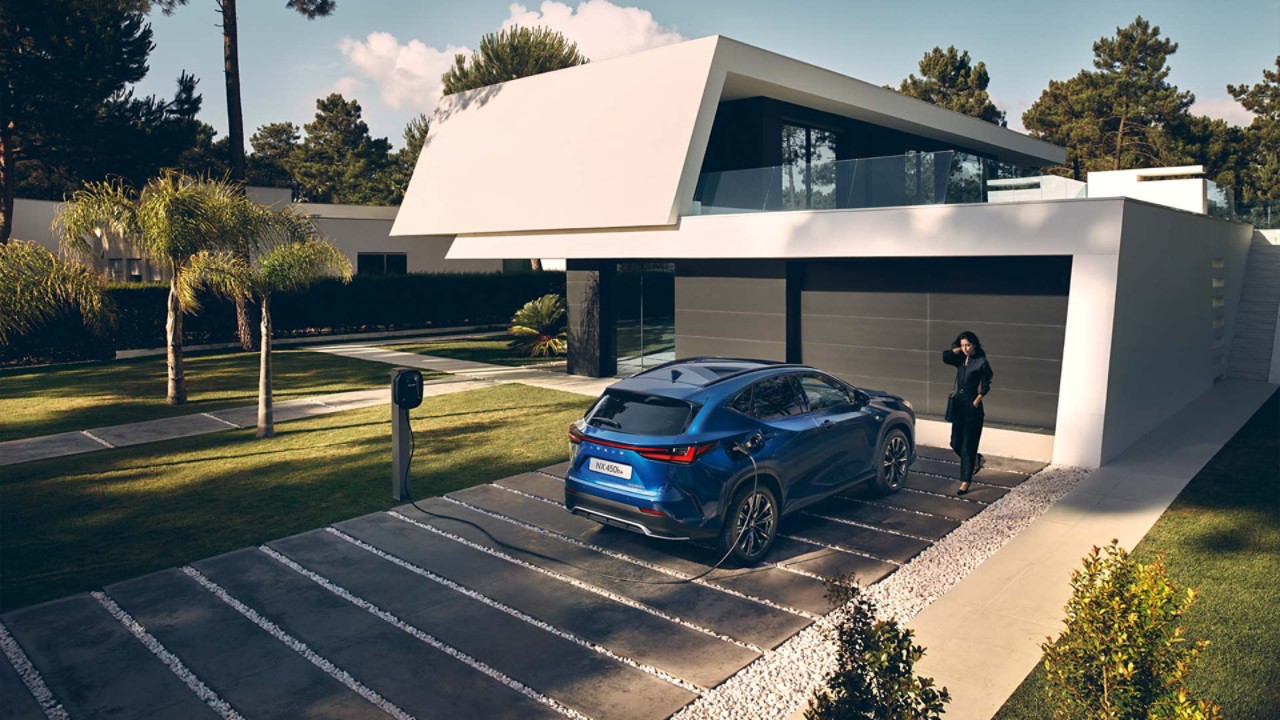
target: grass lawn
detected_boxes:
[0,349,419,443]
[388,336,564,367]
[995,390,1280,720]
[0,383,592,612]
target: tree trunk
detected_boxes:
[1113,111,1127,171]
[220,0,256,351]
[221,0,246,184]
[529,258,543,271]
[0,119,14,245]
[257,293,274,438]
[166,276,187,405]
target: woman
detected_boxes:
[942,331,993,495]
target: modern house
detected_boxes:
[391,35,1275,469]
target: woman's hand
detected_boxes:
[952,347,964,355]
[972,395,983,408]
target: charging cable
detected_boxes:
[401,425,765,586]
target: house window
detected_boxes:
[781,123,838,210]
[356,253,408,275]
[125,259,143,283]
[107,259,124,280]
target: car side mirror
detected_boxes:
[853,389,870,408]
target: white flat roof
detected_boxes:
[393,35,1065,238]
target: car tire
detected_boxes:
[717,483,779,566]
[873,428,911,495]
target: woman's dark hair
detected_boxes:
[952,330,985,357]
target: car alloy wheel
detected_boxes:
[731,489,777,562]
[880,433,910,490]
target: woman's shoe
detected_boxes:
[957,481,971,496]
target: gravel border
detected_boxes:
[671,463,1090,720]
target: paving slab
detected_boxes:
[459,483,833,615]
[816,495,962,540]
[270,529,693,720]
[337,510,761,687]
[391,496,818,641]
[539,461,571,478]
[911,456,1030,488]
[760,535,899,584]
[212,398,334,428]
[787,513,932,564]
[853,488,987,521]
[106,568,383,720]
[0,632,48,720]
[0,594,220,720]
[496,471,566,502]
[89,413,232,447]
[0,431,104,467]
[914,445,1047,475]
[905,473,1009,504]
[192,548,559,720]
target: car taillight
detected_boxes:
[636,442,717,464]
[568,421,586,444]
[638,507,664,516]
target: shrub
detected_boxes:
[806,579,950,720]
[507,294,567,357]
[1042,541,1221,720]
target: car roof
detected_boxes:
[608,358,814,400]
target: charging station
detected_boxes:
[391,368,424,500]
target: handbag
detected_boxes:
[944,357,959,422]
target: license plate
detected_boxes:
[588,457,633,480]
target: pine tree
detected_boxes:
[1228,56,1280,211]
[290,94,394,204]
[1023,16,1193,175]
[898,46,1006,125]
[247,122,301,189]
[442,26,587,95]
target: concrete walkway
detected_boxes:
[907,378,1278,719]
[305,342,615,397]
[0,379,491,467]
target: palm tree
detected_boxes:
[185,225,350,438]
[508,294,567,357]
[55,172,233,405]
[0,240,112,342]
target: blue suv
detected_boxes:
[565,358,916,565]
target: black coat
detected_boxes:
[942,349,993,414]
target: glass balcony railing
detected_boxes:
[692,150,1003,215]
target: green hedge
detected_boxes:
[2,272,565,366]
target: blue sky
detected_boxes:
[134,0,1280,149]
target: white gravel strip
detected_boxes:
[80,430,114,448]
[91,592,244,720]
[671,463,1090,720]
[0,621,69,720]
[181,565,414,720]
[387,510,768,655]
[322,528,700,695]
[258,545,587,719]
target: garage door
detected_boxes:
[799,257,1071,429]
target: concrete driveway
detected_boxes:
[1,447,1042,720]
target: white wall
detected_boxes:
[1088,167,1208,214]
[1099,202,1253,462]
[987,176,1086,203]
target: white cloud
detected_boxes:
[1192,97,1255,128]
[337,32,469,113]
[501,0,684,61]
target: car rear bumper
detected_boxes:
[564,483,717,541]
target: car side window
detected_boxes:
[730,386,753,415]
[749,375,807,420]
[798,374,853,412]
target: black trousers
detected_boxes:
[949,396,985,483]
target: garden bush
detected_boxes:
[507,294,567,357]
[806,580,949,720]
[1042,541,1220,720]
[0,271,565,365]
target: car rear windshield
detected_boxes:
[586,391,696,436]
